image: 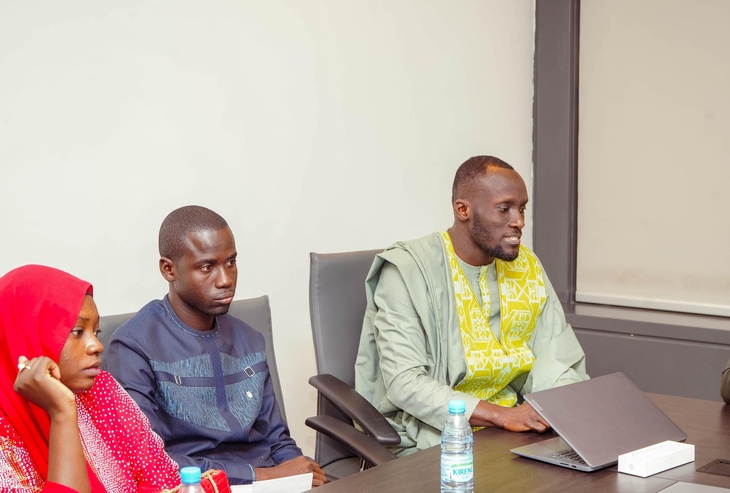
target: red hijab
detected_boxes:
[1,265,181,493]
[0,265,99,484]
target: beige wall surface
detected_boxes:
[0,1,536,454]
[578,0,730,317]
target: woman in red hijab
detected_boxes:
[0,265,181,492]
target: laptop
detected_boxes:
[510,372,687,472]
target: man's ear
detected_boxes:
[453,198,471,223]
[159,257,176,282]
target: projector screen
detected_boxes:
[577,0,730,317]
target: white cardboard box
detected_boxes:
[618,440,694,478]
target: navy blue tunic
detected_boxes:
[104,296,301,484]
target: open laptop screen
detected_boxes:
[513,372,687,470]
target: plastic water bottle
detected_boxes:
[180,466,205,493]
[440,399,474,493]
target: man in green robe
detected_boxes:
[355,156,589,455]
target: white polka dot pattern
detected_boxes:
[0,371,181,492]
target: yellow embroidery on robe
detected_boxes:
[442,232,547,407]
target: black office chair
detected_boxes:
[306,250,400,481]
[99,311,135,362]
[100,295,287,423]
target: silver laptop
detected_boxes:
[510,372,687,472]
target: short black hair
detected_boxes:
[451,155,514,202]
[158,205,229,261]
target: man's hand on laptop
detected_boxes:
[470,401,550,433]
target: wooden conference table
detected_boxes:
[307,394,730,493]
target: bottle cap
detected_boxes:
[180,466,202,484]
[448,399,466,414]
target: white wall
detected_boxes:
[0,1,536,455]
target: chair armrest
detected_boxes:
[308,374,400,445]
[305,415,397,467]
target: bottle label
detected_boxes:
[441,459,473,482]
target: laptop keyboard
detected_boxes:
[550,449,587,465]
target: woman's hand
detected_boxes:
[15,355,90,493]
[14,356,76,419]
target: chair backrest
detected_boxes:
[309,249,382,472]
[310,249,382,386]
[99,311,135,359]
[99,295,286,423]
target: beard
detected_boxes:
[199,303,231,317]
[471,212,520,262]
[181,292,233,318]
